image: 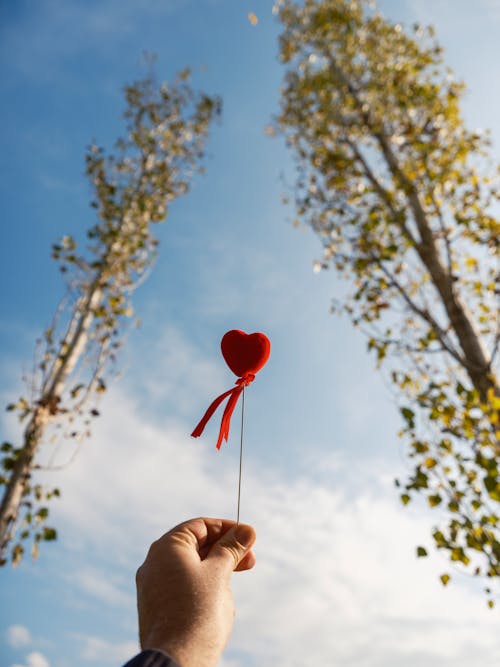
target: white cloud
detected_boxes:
[36,366,500,667]
[6,625,31,648]
[70,568,134,608]
[4,319,499,667]
[73,634,138,662]
[26,653,50,667]
[5,629,50,667]
[229,473,500,667]
[47,387,236,561]
[127,324,227,420]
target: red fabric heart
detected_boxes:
[221,330,271,379]
[191,329,271,449]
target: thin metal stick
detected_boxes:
[236,387,245,525]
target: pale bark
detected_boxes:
[330,59,497,398]
[0,407,49,557]
[374,130,494,397]
[0,284,103,559]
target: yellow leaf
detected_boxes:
[490,395,500,410]
[440,573,450,586]
[248,12,258,25]
[465,256,478,271]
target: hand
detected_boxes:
[136,517,256,667]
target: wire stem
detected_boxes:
[236,387,245,525]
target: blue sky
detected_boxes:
[1,1,500,666]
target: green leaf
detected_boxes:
[2,457,15,472]
[400,407,415,428]
[417,546,428,558]
[428,494,442,507]
[35,507,49,521]
[451,548,470,565]
[484,476,500,502]
[42,527,57,541]
[12,543,24,566]
[433,530,447,548]
[413,441,430,454]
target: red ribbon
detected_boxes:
[191,373,255,450]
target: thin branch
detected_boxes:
[375,260,466,366]
[428,188,454,276]
[344,136,418,245]
[328,55,494,392]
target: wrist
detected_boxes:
[142,635,222,667]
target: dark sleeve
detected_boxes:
[122,649,181,667]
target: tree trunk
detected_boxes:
[0,285,103,558]
[330,59,495,397]
[376,132,495,397]
[0,407,49,559]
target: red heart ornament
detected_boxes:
[221,330,271,378]
[191,329,271,449]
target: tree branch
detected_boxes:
[328,56,495,396]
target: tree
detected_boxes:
[275,0,500,600]
[0,70,221,565]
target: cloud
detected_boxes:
[6,625,32,648]
[70,568,134,608]
[73,634,138,662]
[37,366,500,667]
[229,473,500,667]
[46,385,235,561]
[5,325,500,667]
[127,324,227,420]
[5,628,50,667]
[26,654,50,667]
[12,653,52,667]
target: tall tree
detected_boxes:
[0,70,221,565]
[275,0,500,600]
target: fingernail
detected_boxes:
[235,524,254,547]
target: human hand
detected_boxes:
[135,517,256,667]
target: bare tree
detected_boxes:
[275,0,500,601]
[0,70,221,565]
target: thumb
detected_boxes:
[208,523,256,571]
